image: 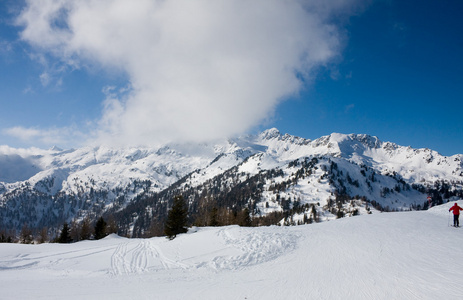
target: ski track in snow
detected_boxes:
[110,239,189,276]
[214,226,298,269]
[0,244,115,272]
[109,227,296,275]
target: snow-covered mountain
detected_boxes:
[1,129,462,234]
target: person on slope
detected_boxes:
[449,203,463,227]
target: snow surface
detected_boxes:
[1,201,463,300]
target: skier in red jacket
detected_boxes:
[449,203,463,227]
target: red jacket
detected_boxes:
[449,204,463,215]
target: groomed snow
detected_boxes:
[1,201,462,299]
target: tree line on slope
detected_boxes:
[0,216,118,244]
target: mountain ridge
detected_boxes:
[0,129,462,235]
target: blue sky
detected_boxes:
[267,0,463,156]
[0,0,462,156]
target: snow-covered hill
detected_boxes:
[1,201,462,300]
[0,129,462,232]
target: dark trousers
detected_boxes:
[454,215,460,227]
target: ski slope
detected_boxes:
[1,201,462,299]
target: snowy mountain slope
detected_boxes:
[1,201,462,300]
[0,144,229,226]
[303,132,463,182]
[0,145,215,194]
[0,129,462,233]
[112,130,462,236]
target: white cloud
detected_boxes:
[16,0,367,146]
[344,103,355,113]
[2,126,85,148]
[3,127,42,141]
[39,71,51,86]
[0,40,13,55]
[25,51,68,88]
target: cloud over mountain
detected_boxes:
[17,0,366,146]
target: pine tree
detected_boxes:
[70,219,80,242]
[58,223,72,243]
[164,195,188,240]
[209,206,219,226]
[80,217,92,240]
[94,217,107,240]
[38,227,49,244]
[20,224,33,244]
[238,208,252,227]
[148,219,164,237]
[106,215,119,235]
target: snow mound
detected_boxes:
[103,233,127,240]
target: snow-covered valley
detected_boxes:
[1,201,462,300]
